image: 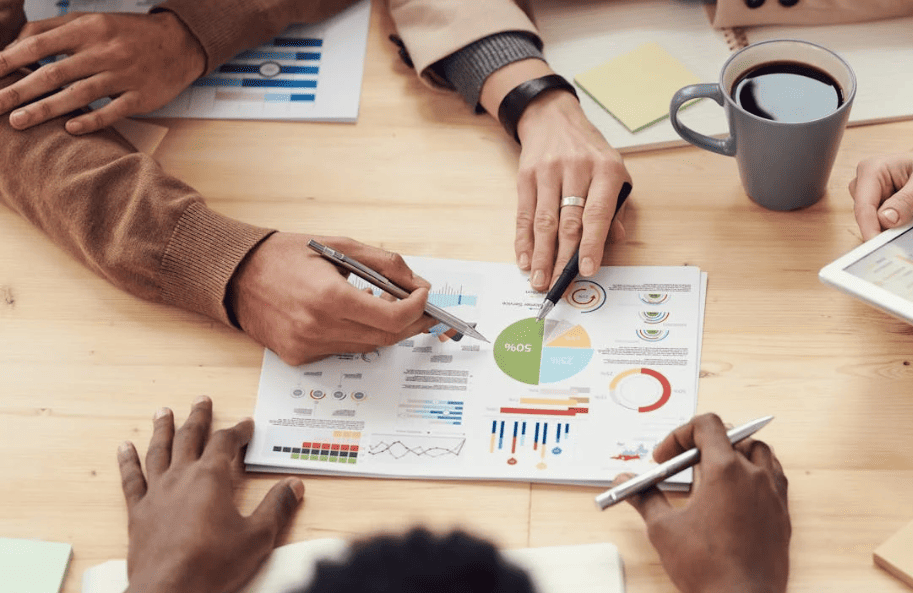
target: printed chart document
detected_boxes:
[23,0,371,122]
[81,538,624,593]
[247,259,706,487]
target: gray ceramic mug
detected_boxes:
[669,39,856,211]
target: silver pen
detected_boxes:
[307,240,489,343]
[595,415,774,510]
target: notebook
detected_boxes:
[874,518,913,588]
[0,538,73,593]
[531,0,913,152]
[82,538,625,593]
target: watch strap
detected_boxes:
[497,74,579,144]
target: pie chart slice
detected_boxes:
[494,318,594,385]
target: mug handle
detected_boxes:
[669,84,736,157]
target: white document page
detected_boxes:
[246,259,705,487]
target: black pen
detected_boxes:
[536,182,632,322]
[307,240,489,342]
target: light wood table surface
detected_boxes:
[2,3,913,592]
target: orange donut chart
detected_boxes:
[610,368,672,413]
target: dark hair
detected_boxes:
[297,527,537,593]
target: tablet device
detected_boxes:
[819,221,913,324]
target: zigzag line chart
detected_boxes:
[367,434,466,460]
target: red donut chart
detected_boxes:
[610,368,672,413]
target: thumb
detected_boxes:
[610,473,673,525]
[878,176,913,230]
[250,478,304,542]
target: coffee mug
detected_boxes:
[669,39,856,211]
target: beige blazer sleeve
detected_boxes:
[388,0,540,86]
[389,0,913,86]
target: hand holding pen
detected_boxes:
[228,234,438,366]
[537,182,632,321]
[606,414,791,593]
[308,240,488,343]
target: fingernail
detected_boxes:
[531,270,544,287]
[580,257,595,276]
[287,478,305,501]
[882,208,900,224]
[518,253,530,270]
[117,441,132,458]
[154,407,170,420]
[193,395,210,405]
[67,120,83,134]
[9,110,27,127]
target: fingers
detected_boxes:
[171,396,213,467]
[851,164,892,241]
[144,407,175,479]
[876,175,913,234]
[339,284,430,336]
[202,418,255,466]
[0,18,78,78]
[4,54,106,128]
[515,167,536,271]
[739,439,789,502]
[529,162,562,292]
[249,478,305,543]
[850,155,913,241]
[117,440,146,510]
[551,171,590,289]
[66,92,139,134]
[340,240,430,291]
[653,413,736,466]
[611,473,673,524]
[578,174,630,277]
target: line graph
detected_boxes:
[366,434,466,460]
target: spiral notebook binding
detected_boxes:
[722,27,750,51]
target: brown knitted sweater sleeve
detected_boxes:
[0,71,274,326]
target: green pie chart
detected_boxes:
[493,318,594,385]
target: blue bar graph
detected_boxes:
[237,50,321,61]
[219,64,320,75]
[194,78,317,89]
[273,37,323,47]
[265,94,316,102]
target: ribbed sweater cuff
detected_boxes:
[159,202,275,327]
[434,32,544,113]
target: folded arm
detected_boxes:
[0,71,273,323]
[0,0,360,133]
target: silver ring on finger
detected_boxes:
[560,196,586,209]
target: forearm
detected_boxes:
[0,71,273,325]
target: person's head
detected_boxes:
[300,528,537,593]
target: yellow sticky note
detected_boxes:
[575,42,702,133]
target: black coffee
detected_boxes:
[731,61,843,123]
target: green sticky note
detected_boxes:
[0,538,73,593]
[575,42,702,133]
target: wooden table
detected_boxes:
[2,3,912,592]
